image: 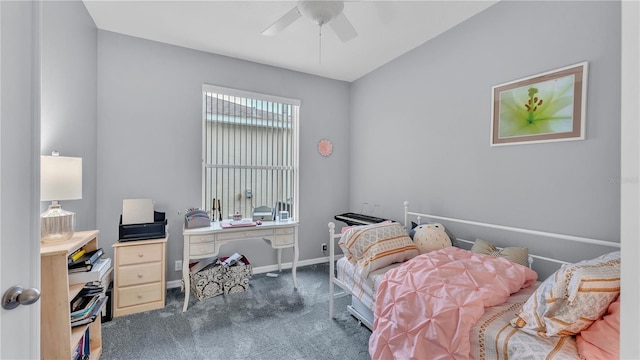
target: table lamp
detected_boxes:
[40,153,82,243]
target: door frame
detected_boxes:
[620,0,640,357]
[0,0,42,358]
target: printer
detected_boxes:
[118,199,167,242]
[119,211,167,242]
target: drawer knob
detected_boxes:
[137,294,142,299]
[137,274,143,278]
[138,253,144,258]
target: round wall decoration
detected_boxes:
[318,139,333,157]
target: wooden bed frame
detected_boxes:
[328,201,621,330]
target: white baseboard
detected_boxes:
[166,255,340,289]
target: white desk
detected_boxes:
[182,220,299,311]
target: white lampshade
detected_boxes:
[41,155,82,201]
[40,155,82,243]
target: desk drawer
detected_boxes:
[118,243,163,265]
[190,242,216,256]
[274,234,294,246]
[275,227,295,236]
[190,234,214,244]
[217,229,274,241]
[118,262,162,287]
[117,282,163,308]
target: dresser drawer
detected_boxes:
[117,282,163,308]
[190,242,216,256]
[118,262,162,287]
[117,243,163,265]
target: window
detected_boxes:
[202,85,299,222]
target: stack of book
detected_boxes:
[71,328,90,360]
[68,248,111,285]
[68,248,104,272]
[70,284,108,328]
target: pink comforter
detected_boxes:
[369,247,537,360]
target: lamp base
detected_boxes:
[40,204,75,244]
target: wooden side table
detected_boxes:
[41,230,106,360]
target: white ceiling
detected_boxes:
[82,1,497,82]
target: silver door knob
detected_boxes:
[2,286,40,310]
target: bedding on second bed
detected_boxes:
[470,282,579,360]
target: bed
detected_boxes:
[328,201,621,359]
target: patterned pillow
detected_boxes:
[471,238,529,267]
[338,221,419,277]
[511,251,620,337]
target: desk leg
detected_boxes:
[277,249,282,271]
[182,258,190,312]
[292,241,299,289]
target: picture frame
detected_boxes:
[491,62,588,146]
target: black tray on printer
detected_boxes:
[119,211,167,242]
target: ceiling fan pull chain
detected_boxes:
[318,25,322,64]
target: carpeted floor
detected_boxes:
[101,263,372,360]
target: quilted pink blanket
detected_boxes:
[369,246,537,360]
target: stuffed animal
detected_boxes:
[412,223,452,254]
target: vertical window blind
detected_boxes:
[202,85,299,221]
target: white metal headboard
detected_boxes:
[403,201,620,267]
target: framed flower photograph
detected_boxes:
[491,62,588,146]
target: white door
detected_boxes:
[0,1,41,359]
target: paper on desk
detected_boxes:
[122,198,154,224]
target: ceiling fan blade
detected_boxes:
[329,12,357,42]
[374,1,395,25]
[262,7,302,36]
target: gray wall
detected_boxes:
[41,0,98,231]
[96,31,351,280]
[349,1,621,269]
[41,0,622,282]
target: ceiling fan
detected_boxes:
[262,1,358,43]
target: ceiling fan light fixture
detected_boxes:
[262,0,356,48]
[298,1,344,26]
